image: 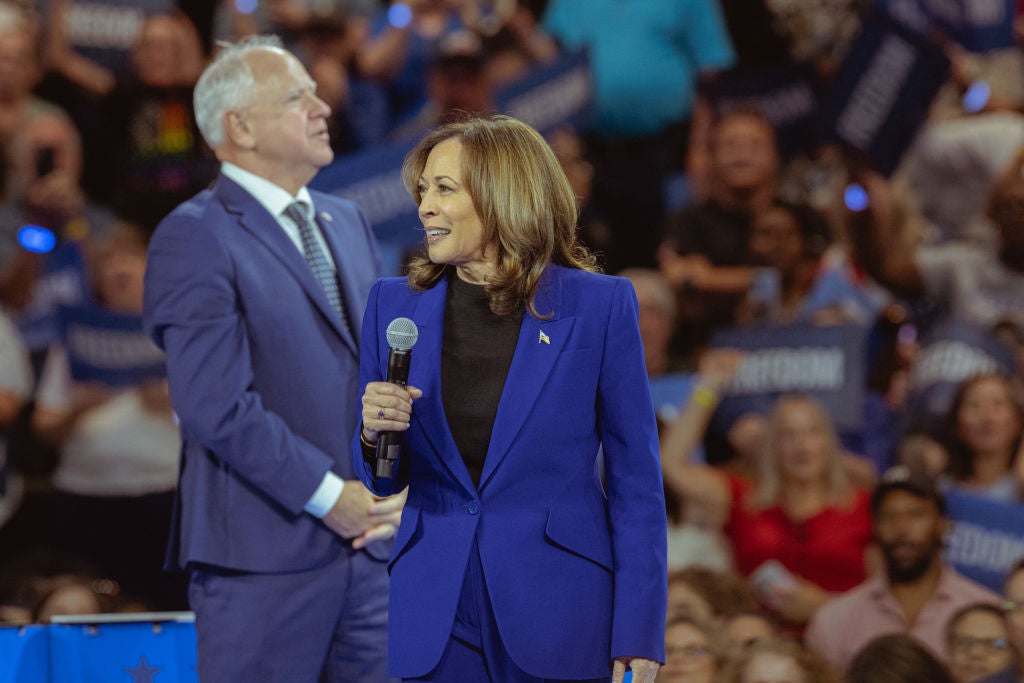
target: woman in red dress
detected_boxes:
[661,351,873,628]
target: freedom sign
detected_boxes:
[711,323,869,432]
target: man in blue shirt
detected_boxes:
[543,0,736,272]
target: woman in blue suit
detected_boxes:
[353,115,667,683]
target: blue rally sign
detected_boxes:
[823,8,951,176]
[945,490,1024,592]
[905,319,1017,430]
[59,306,166,387]
[711,323,869,432]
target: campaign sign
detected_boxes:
[876,0,932,33]
[16,242,91,351]
[823,9,951,176]
[921,0,1016,53]
[945,490,1024,592]
[879,0,1016,53]
[310,137,420,276]
[494,49,592,137]
[711,323,868,432]
[48,619,197,683]
[59,306,166,387]
[906,319,1016,429]
[700,65,821,158]
[0,625,48,683]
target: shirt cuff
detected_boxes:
[304,471,344,518]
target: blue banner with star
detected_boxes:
[48,621,197,682]
[0,625,49,683]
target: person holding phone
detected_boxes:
[0,111,119,342]
[660,352,873,628]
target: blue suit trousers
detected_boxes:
[189,547,395,683]
[404,538,611,683]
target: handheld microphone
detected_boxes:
[375,317,419,478]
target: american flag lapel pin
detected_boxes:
[320,211,333,222]
[538,330,550,344]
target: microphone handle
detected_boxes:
[375,348,411,478]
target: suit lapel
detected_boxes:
[216,177,356,354]
[408,277,477,496]
[478,268,573,489]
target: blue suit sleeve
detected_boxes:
[143,214,334,515]
[350,278,402,496]
[599,278,668,663]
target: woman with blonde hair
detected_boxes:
[661,356,873,627]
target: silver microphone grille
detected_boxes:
[385,317,419,351]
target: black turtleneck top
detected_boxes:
[441,272,521,487]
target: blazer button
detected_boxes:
[467,501,480,515]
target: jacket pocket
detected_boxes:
[543,498,613,572]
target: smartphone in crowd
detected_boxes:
[750,559,799,608]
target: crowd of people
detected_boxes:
[0,0,1023,681]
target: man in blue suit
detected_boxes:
[143,36,403,682]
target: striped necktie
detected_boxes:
[283,202,351,334]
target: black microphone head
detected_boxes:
[385,317,419,351]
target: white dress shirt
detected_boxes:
[221,162,344,519]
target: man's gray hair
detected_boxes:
[193,35,285,148]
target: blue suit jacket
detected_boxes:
[144,174,384,572]
[352,265,668,679]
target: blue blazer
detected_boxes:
[144,174,384,572]
[353,265,667,679]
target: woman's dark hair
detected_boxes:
[942,373,1024,482]
[846,633,955,683]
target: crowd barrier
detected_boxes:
[1,613,196,683]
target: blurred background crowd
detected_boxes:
[1,0,1024,681]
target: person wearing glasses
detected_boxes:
[655,617,721,683]
[1002,560,1024,663]
[974,564,1024,683]
[947,603,1020,683]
